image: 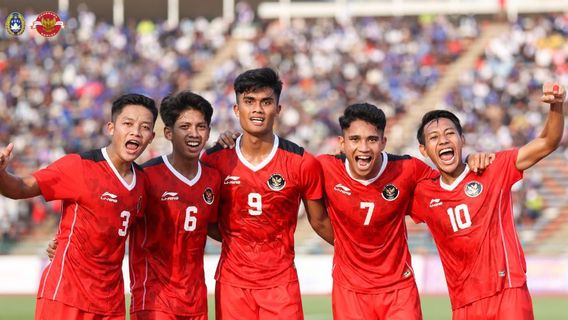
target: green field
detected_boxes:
[0,295,567,319]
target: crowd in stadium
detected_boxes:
[0,8,567,252]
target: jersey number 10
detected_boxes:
[447,204,472,232]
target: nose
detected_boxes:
[358,140,370,152]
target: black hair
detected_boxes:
[416,110,463,145]
[111,93,158,124]
[159,91,213,127]
[234,68,283,102]
[339,103,386,133]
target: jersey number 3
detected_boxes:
[447,204,472,232]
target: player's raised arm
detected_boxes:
[303,198,334,245]
[516,82,566,171]
[0,143,41,199]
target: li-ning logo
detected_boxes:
[100,192,118,203]
[161,191,179,201]
[333,184,351,196]
[429,199,443,208]
[224,176,240,185]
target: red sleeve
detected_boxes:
[497,149,523,186]
[413,157,438,182]
[408,194,425,224]
[208,169,222,223]
[200,149,216,168]
[299,152,323,200]
[32,154,82,202]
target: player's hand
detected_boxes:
[217,130,241,149]
[467,152,495,175]
[0,143,14,172]
[46,237,58,261]
[541,82,566,105]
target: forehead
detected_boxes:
[424,117,457,134]
[116,104,154,121]
[176,108,206,123]
[344,119,382,136]
[239,87,275,99]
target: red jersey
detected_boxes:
[318,153,436,293]
[33,148,146,315]
[129,156,221,316]
[201,135,323,288]
[411,149,526,309]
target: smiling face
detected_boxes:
[340,119,387,180]
[165,108,210,161]
[107,104,155,163]
[419,117,466,180]
[234,87,281,138]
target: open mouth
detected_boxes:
[438,147,455,164]
[250,117,265,126]
[355,155,372,169]
[186,140,200,148]
[125,140,141,152]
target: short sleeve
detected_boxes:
[208,170,222,223]
[299,152,324,200]
[408,193,425,224]
[413,157,438,182]
[495,149,523,186]
[32,154,82,202]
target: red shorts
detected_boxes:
[452,284,534,320]
[131,310,207,320]
[332,282,422,320]
[35,298,125,320]
[215,281,303,320]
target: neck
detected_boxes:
[440,162,467,185]
[167,153,199,180]
[105,146,132,177]
[239,132,275,165]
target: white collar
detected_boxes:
[101,147,136,191]
[162,155,202,187]
[440,164,470,191]
[345,151,388,186]
[235,134,279,172]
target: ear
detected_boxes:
[338,135,345,153]
[380,136,387,151]
[164,126,172,141]
[148,131,156,144]
[233,104,239,118]
[276,103,282,114]
[419,144,428,158]
[106,121,114,136]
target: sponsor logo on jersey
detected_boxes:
[498,270,506,277]
[100,192,118,203]
[203,187,214,205]
[31,11,64,37]
[381,184,399,201]
[161,191,179,201]
[464,181,483,197]
[224,176,240,185]
[429,198,443,207]
[333,184,351,196]
[402,269,412,278]
[5,12,25,36]
[267,173,286,191]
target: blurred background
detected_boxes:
[0,0,567,319]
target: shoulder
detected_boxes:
[78,149,106,162]
[386,153,413,162]
[317,153,345,165]
[140,156,164,169]
[205,143,227,156]
[201,162,223,181]
[277,137,304,156]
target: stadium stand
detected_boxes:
[0,7,566,257]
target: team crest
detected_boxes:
[381,184,399,201]
[5,12,25,36]
[267,173,286,191]
[203,187,214,205]
[31,11,64,37]
[465,181,483,198]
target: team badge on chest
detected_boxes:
[381,184,399,201]
[465,181,483,197]
[203,187,214,205]
[267,173,286,191]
